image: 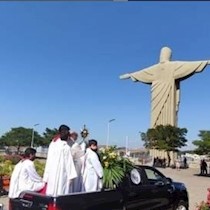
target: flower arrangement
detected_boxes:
[99,146,134,189]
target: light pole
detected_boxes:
[31,123,39,148]
[106,119,115,148]
[125,136,129,156]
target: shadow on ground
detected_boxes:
[194,173,210,178]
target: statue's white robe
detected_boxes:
[82,148,103,192]
[9,159,45,198]
[43,138,77,196]
[128,60,208,127]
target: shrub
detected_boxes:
[0,155,6,163]
[4,155,22,165]
[0,160,14,177]
[34,160,45,177]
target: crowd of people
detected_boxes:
[153,157,167,168]
[8,124,103,198]
[153,156,188,170]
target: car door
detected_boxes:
[142,167,174,210]
[123,168,162,210]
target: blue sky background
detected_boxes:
[0,2,210,149]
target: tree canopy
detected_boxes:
[42,127,59,146]
[0,127,59,148]
[193,130,210,155]
[141,125,188,166]
[0,127,43,148]
[142,125,188,151]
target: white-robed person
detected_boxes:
[9,148,45,199]
[82,139,103,192]
[43,124,77,196]
[68,132,85,193]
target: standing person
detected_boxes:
[175,158,181,171]
[183,156,187,168]
[82,139,103,192]
[43,125,77,196]
[200,160,204,175]
[9,148,45,199]
[68,132,85,193]
[202,159,208,175]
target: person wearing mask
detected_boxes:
[82,139,103,192]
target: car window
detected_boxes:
[144,168,164,183]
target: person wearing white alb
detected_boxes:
[43,125,77,196]
[82,139,103,192]
[9,148,45,199]
[68,132,85,193]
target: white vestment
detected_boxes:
[68,139,85,193]
[82,148,103,192]
[43,138,77,196]
[8,159,45,199]
[80,141,87,152]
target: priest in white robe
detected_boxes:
[9,148,45,199]
[43,124,77,196]
[82,139,103,192]
[68,132,85,193]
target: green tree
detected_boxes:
[142,125,188,166]
[193,130,210,155]
[42,127,59,146]
[0,127,43,152]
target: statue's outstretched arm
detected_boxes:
[207,60,210,64]
[119,73,131,80]
[120,64,157,83]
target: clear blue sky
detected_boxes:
[0,2,210,149]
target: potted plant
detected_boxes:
[0,160,14,188]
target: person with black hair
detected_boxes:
[82,139,103,192]
[8,148,45,198]
[43,124,77,196]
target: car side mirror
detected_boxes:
[166,177,173,184]
[154,180,165,187]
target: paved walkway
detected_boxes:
[0,167,208,210]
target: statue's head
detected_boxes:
[159,47,172,63]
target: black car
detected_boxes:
[9,165,189,210]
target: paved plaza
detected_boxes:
[0,167,209,210]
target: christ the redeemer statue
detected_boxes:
[120,46,210,128]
